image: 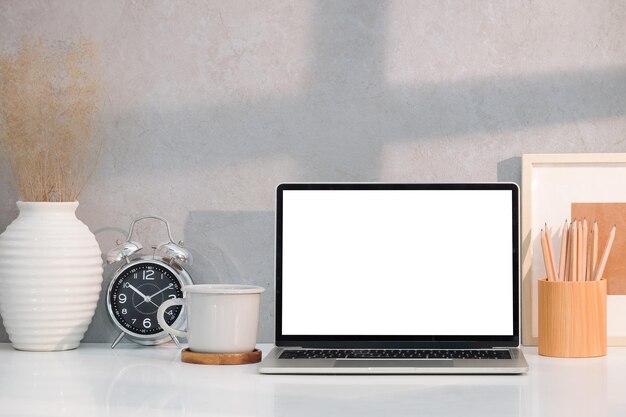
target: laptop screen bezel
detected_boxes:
[275,183,520,349]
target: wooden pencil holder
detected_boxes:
[538,278,607,358]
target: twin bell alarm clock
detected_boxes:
[106,216,193,348]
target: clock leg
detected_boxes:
[111,331,125,349]
[170,334,182,349]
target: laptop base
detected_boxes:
[258,347,529,374]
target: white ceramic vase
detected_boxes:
[0,201,103,351]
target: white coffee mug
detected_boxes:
[157,284,265,353]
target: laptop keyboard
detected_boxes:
[279,349,512,360]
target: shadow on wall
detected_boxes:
[100,68,626,181]
[77,213,275,344]
[94,1,626,182]
[183,210,275,343]
[497,157,522,184]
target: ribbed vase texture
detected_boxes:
[0,202,103,351]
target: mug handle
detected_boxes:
[157,298,187,338]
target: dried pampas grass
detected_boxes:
[0,38,101,202]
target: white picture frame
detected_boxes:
[522,153,626,345]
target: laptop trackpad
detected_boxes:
[334,360,453,368]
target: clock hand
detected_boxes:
[141,299,161,309]
[147,283,174,299]
[127,284,162,309]
[128,283,162,309]
[139,284,175,309]
[128,284,151,302]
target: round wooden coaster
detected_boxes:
[181,348,262,365]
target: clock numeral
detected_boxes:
[121,308,127,315]
[123,282,130,288]
[133,273,138,279]
[165,309,174,317]
[131,318,136,324]
[168,294,176,299]
[143,318,151,328]
[143,270,155,280]
[118,294,127,304]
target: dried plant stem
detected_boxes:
[0,38,101,202]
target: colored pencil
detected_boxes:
[591,220,598,281]
[564,221,572,281]
[570,220,578,282]
[558,219,568,281]
[577,220,583,282]
[541,229,557,281]
[594,225,616,281]
[582,219,588,281]
[545,224,556,281]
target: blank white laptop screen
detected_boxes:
[281,189,514,336]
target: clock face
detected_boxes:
[109,261,184,336]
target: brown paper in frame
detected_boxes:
[571,202,626,294]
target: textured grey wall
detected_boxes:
[1,1,625,343]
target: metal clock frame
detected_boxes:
[106,255,193,348]
[105,215,194,348]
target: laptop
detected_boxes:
[259,183,528,374]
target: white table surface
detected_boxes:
[0,343,625,417]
